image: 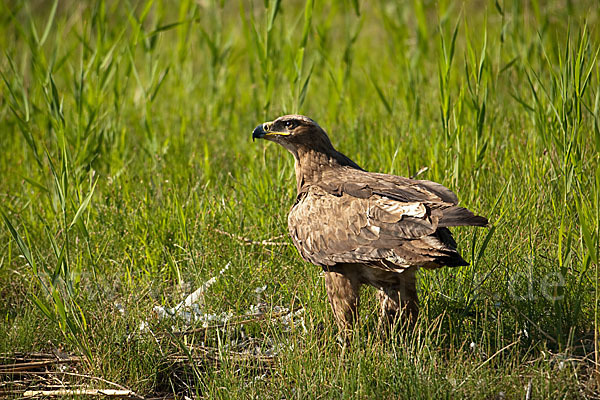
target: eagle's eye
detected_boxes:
[284,120,298,130]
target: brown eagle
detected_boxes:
[252,115,487,331]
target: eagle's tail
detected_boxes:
[438,206,488,228]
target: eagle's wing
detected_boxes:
[288,169,487,270]
[317,168,487,227]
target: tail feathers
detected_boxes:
[419,250,469,269]
[438,206,488,227]
[439,253,469,267]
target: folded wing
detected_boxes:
[288,169,487,271]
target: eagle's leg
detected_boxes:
[377,268,419,327]
[398,269,419,322]
[323,266,360,333]
[377,287,400,328]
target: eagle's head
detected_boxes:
[252,114,363,174]
[252,115,334,155]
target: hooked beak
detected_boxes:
[252,124,267,141]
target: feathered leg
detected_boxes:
[377,268,419,327]
[398,269,419,322]
[377,287,400,328]
[323,267,360,333]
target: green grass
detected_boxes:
[1,0,600,398]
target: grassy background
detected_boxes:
[1,0,600,397]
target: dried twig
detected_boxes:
[0,357,81,373]
[214,228,288,246]
[525,379,532,400]
[0,352,69,361]
[0,353,143,399]
[21,388,142,398]
[4,371,133,392]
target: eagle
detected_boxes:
[252,115,487,331]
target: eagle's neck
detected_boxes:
[293,146,362,193]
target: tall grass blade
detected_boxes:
[39,0,58,46]
[69,179,98,228]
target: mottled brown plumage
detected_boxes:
[252,115,488,331]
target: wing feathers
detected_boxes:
[414,179,459,204]
[288,169,486,271]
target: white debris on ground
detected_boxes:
[153,262,232,327]
[114,302,125,315]
[247,284,307,334]
[254,285,267,295]
[246,302,306,333]
[126,261,307,359]
[281,307,307,333]
[139,320,149,332]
